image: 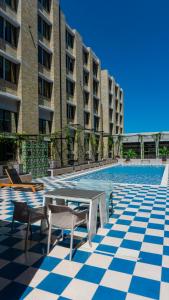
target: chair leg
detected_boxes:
[25,222,30,252]
[11,218,15,233]
[46,216,49,229]
[86,218,92,247]
[30,224,33,238]
[61,229,64,240]
[47,222,52,255]
[69,228,74,261]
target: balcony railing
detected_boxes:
[67,94,74,102]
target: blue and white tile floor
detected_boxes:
[0,177,169,299]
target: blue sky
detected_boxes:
[61,0,169,133]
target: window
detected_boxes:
[5,0,17,11]
[93,61,98,78]
[66,30,74,49]
[83,71,89,86]
[0,56,3,78]
[84,112,90,126]
[5,21,17,47]
[0,109,12,132]
[93,80,98,96]
[94,116,99,132]
[0,17,18,47]
[120,115,123,125]
[38,77,52,98]
[38,16,51,41]
[38,46,51,69]
[109,79,112,91]
[39,119,46,134]
[67,104,75,123]
[66,55,74,74]
[0,56,17,84]
[5,59,17,83]
[84,91,89,106]
[116,113,119,123]
[94,99,99,114]
[66,79,74,98]
[109,95,112,106]
[0,17,4,39]
[83,50,88,65]
[38,0,50,12]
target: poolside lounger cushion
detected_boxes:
[0,168,44,192]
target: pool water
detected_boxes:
[70,165,165,186]
[66,165,165,208]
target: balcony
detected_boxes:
[38,95,51,109]
[67,93,75,103]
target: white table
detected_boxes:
[43,188,108,238]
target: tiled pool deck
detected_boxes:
[0,177,169,299]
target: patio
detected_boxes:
[0,177,168,299]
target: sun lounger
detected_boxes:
[0,168,44,192]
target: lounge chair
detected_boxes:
[0,168,44,192]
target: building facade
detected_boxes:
[0,0,124,165]
[101,70,124,158]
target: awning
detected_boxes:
[38,72,53,83]
[0,8,20,28]
[0,92,20,112]
[0,50,21,64]
[39,105,53,121]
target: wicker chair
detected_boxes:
[11,201,49,251]
[47,204,91,260]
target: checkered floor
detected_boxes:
[0,177,169,299]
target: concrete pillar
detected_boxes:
[140,142,144,159]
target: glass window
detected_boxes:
[0,56,17,83]
[38,16,42,34]
[43,0,50,12]
[83,50,88,65]
[0,109,12,132]
[66,30,74,49]
[38,16,51,41]
[0,110,3,132]
[67,104,75,123]
[66,79,74,97]
[0,17,4,39]
[43,21,51,40]
[5,0,17,11]
[43,80,51,98]
[83,71,89,86]
[66,55,74,74]
[43,49,51,69]
[38,77,43,95]
[93,80,98,96]
[38,77,52,98]
[38,0,50,12]
[4,20,17,47]
[5,59,17,83]
[93,61,98,78]
[0,56,3,79]
[5,21,12,44]
[38,46,43,64]
[39,119,46,134]
[38,46,51,69]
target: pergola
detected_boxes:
[111,132,169,159]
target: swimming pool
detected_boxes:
[69,165,165,186]
[65,164,167,209]
[66,165,165,185]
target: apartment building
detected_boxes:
[101,70,124,158]
[0,0,123,164]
